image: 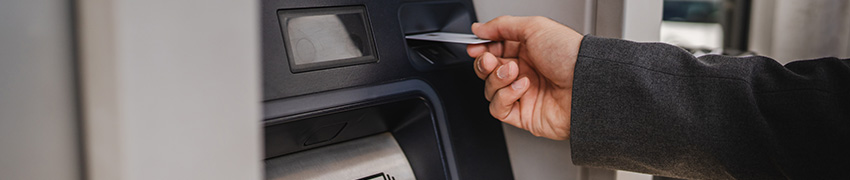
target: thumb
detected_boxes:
[472,16,541,42]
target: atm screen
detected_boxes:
[279,6,377,72]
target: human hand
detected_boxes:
[468,16,583,140]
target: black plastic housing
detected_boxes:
[264,81,451,179]
[262,0,514,179]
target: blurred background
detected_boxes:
[659,0,850,64]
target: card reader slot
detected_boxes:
[400,2,475,71]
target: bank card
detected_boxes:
[405,32,491,44]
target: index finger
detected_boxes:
[472,16,543,42]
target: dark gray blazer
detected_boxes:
[570,36,850,179]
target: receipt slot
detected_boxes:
[262,0,513,179]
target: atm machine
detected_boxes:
[261,0,513,179]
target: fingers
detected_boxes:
[468,16,533,58]
[474,52,498,79]
[467,18,526,59]
[467,40,519,58]
[489,77,530,127]
[474,52,519,80]
[501,41,520,58]
[482,41,520,58]
[472,16,548,42]
[467,44,487,58]
[484,61,518,101]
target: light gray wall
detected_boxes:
[77,0,262,179]
[0,0,81,180]
[472,0,594,34]
[622,0,663,42]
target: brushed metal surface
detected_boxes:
[265,133,415,180]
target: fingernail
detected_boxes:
[512,77,528,90]
[496,64,509,79]
[471,23,481,30]
[476,56,484,72]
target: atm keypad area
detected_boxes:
[262,0,513,179]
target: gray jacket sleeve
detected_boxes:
[569,35,850,179]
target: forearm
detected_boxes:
[569,36,850,179]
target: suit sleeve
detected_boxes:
[569,35,850,179]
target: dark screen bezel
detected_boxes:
[277,6,378,73]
